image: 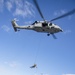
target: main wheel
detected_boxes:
[47,33,50,36]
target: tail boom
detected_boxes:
[11,20,34,32]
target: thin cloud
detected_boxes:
[0,62,20,75]
[4,61,19,68]
[14,1,35,18]
[24,21,33,25]
[0,0,4,12]
[1,25,10,32]
[34,73,49,75]
[0,0,35,18]
[63,29,72,34]
[63,74,75,75]
[9,62,18,68]
[5,0,35,18]
[6,1,13,11]
[54,9,73,20]
[54,9,66,16]
[40,73,49,75]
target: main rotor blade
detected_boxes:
[33,0,45,21]
[50,9,75,21]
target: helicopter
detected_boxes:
[11,0,75,39]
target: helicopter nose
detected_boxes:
[55,25,63,32]
[57,26,63,32]
[57,27,63,32]
[60,29,63,32]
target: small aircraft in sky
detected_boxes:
[11,0,75,39]
[30,64,37,68]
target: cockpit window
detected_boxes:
[49,23,52,26]
[35,21,38,23]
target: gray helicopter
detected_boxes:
[11,0,75,39]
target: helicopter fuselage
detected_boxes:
[12,20,63,34]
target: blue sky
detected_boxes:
[0,0,75,75]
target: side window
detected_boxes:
[42,23,48,27]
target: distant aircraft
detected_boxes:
[30,64,37,68]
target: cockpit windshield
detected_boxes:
[32,21,38,25]
[42,23,48,27]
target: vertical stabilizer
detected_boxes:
[11,20,18,32]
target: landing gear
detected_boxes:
[47,33,50,36]
[18,30,20,31]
